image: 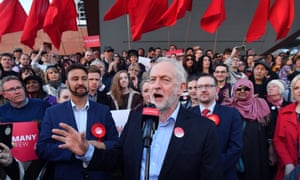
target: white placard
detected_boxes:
[111,109,130,136]
[138,57,151,71]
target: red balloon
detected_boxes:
[207,114,221,126]
[91,123,106,141]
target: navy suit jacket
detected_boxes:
[191,103,243,180]
[37,100,118,180]
[88,106,222,180]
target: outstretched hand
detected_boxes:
[52,123,89,156]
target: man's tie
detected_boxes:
[202,109,210,117]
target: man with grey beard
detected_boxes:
[50,58,222,180]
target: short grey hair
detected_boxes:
[267,79,285,96]
[153,57,187,84]
[91,59,106,71]
[0,75,21,92]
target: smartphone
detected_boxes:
[0,124,13,149]
[235,45,246,52]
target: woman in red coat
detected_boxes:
[273,74,300,180]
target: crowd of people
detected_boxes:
[0,42,300,179]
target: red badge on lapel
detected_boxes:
[207,114,220,126]
[91,123,106,141]
[174,127,184,138]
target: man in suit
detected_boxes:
[36,64,118,179]
[191,74,243,180]
[51,58,222,179]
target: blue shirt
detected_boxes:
[71,100,89,133]
[140,103,180,180]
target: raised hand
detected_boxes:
[52,123,89,156]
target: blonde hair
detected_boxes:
[44,65,60,83]
[128,62,141,73]
[290,74,300,100]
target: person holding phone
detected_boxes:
[0,143,24,180]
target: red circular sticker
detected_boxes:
[91,123,106,141]
[174,127,184,138]
[207,114,221,126]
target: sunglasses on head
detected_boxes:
[236,86,250,92]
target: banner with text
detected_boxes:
[83,35,101,48]
[11,121,39,162]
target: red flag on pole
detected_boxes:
[269,0,294,41]
[158,0,193,27]
[130,0,168,41]
[43,0,78,49]
[245,0,270,42]
[21,0,49,49]
[104,0,128,21]
[0,0,27,41]
[200,0,226,34]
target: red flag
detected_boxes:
[0,0,27,41]
[130,0,168,41]
[269,0,294,41]
[104,0,128,21]
[158,0,193,27]
[21,0,49,49]
[200,0,226,34]
[186,0,193,11]
[43,0,78,49]
[245,0,270,42]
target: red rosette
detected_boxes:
[207,114,221,126]
[91,123,106,141]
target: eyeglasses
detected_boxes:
[197,84,216,90]
[186,58,193,61]
[3,86,23,93]
[236,87,250,92]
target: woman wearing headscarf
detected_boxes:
[223,78,271,180]
[273,75,300,180]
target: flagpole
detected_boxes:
[55,26,66,55]
[213,31,218,53]
[38,31,44,49]
[61,40,67,55]
[184,13,192,49]
[78,27,86,52]
[126,14,131,49]
[76,15,86,52]
[167,27,171,47]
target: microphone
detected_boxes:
[141,104,159,148]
